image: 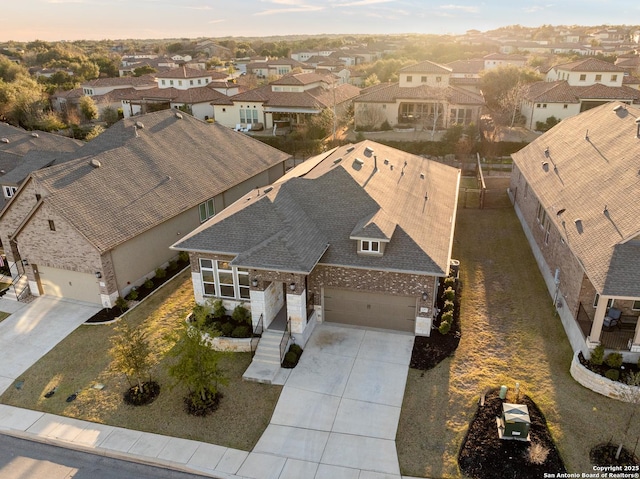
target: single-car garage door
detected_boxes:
[323,288,416,332]
[38,266,102,305]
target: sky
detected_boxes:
[2,0,640,42]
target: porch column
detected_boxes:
[631,320,640,353]
[286,288,307,335]
[587,295,610,348]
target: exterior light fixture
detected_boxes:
[251,279,258,287]
[95,271,102,279]
[422,292,428,301]
[289,282,296,291]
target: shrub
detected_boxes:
[283,351,298,367]
[441,310,454,323]
[167,260,177,271]
[126,288,138,301]
[232,304,251,325]
[231,325,250,338]
[590,344,605,366]
[380,120,392,131]
[444,276,456,288]
[439,320,452,335]
[527,442,550,465]
[442,300,455,312]
[443,287,456,301]
[605,352,623,369]
[212,299,226,319]
[605,369,620,381]
[144,278,154,289]
[155,267,167,279]
[178,251,189,263]
[219,322,235,337]
[115,296,128,313]
[290,344,303,357]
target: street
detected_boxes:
[0,434,216,479]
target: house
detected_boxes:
[0,123,83,208]
[195,40,233,60]
[245,58,308,78]
[521,59,640,129]
[509,101,640,359]
[353,60,484,131]
[483,53,528,70]
[0,110,290,307]
[212,72,360,131]
[445,59,485,95]
[172,140,460,345]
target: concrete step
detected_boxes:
[242,330,288,384]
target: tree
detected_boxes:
[355,104,387,130]
[498,81,528,127]
[133,65,156,77]
[363,73,380,87]
[100,106,120,126]
[0,74,49,129]
[614,372,640,460]
[79,95,98,121]
[480,65,542,110]
[166,321,227,407]
[110,322,154,394]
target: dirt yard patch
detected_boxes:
[397,207,640,477]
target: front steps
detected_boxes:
[243,330,289,385]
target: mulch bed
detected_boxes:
[578,352,640,383]
[184,390,223,417]
[590,443,640,467]
[123,381,160,406]
[85,307,125,323]
[458,389,566,479]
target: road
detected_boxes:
[0,434,217,479]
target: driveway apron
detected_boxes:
[0,297,100,395]
[252,323,414,478]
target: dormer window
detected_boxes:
[361,240,380,253]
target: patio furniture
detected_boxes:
[603,308,622,331]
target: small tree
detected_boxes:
[110,322,153,394]
[614,371,640,460]
[167,323,228,408]
[79,95,98,121]
[100,106,120,127]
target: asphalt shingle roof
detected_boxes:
[555,58,625,73]
[400,60,452,74]
[25,110,289,253]
[175,141,460,276]
[524,81,640,103]
[512,101,640,297]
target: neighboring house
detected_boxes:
[353,60,485,130]
[212,72,360,131]
[0,110,290,306]
[521,58,640,129]
[483,53,528,69]
[445,59,484,94]
[154,66,229,90]
[172,140,460,345]
[245,58,308,78]
[0,123,83,208]
[290,50,336,63]
[195,40,233,59]
[509,102,640,359]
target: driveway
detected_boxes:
[249,323,414,478]
[0,297,100,395]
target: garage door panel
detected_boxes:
[38,266,101,305]
[324,288,416,332]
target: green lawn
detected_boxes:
[397,207,640,477]
[0,270,282,450]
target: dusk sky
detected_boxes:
[3,0,640,42]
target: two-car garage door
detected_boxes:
[38,266,102,305]
[323,288,417,332]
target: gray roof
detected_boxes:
[23,110,289,253]
[174,141,461,276]
[512,101,640,297]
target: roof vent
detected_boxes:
[333,157,342,164]
[556,208,566,216]
[544,147,550,158]
[420,172,425,179]
[31,132,39,138]
[364,146,374,156]
[613,105,624,112]
[89,159,101,168]
[0,138,9,144]
[135,121,144,129]
[354,158,364,166]
[263,186,273,193]
[346,146,355,153]
[636,117,640,138]
[175,112,183,119]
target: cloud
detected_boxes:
[207,19,225,24]
[255,1,324,16]
[44,0,86,3]
[186,5,212,10]
[335,0,392,6]
[438,4,479,13]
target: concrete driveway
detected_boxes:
[249,323,414,479]
[0,297,100,395]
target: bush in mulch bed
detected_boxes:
[578,351,640,385]
[458,389,566,479]
[184,389,223,417]
[123,381,160,406]
[590,443,640,467]
[191,301,253,339]
[85,256,190,324]
[282,343,304,368]
[410,275,462,370]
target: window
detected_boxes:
[595,74,602,81]
[48,220,56,231]
[579,74,586,81]
[161,80,166,85]
[170,80,174,86]
[633,300,640,311]
[178,80,182,86]
[563,104,568,109]
[536,203,546,225]
[361,240,380,253]
[436,76,442,83]
[542,104,547,109]
[593,294,614,309]
[544,219,551,245]
[406,75,413,82]
[536,103,541,108]
[611,74,618,82]
[199,198,215,223]
[421,76,427,83]
[240,108,258,124]
[2,186,17,199]
[200,258,250,300]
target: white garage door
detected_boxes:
[38,266,102,305]
[323,288,416,332]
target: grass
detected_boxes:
[397,206,640,477]
[0,270,282,451]
[0,311,10,323]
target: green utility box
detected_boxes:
[497,403,530,441]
